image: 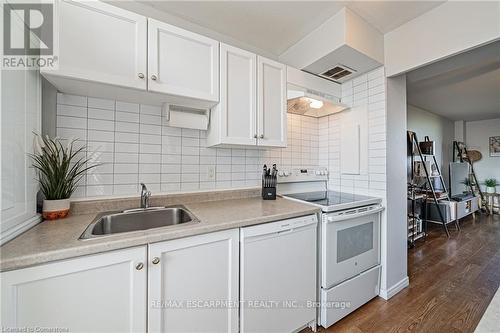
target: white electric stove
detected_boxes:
[277,167,384,329]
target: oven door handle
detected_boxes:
[326,206,384,223]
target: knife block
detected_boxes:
[262,187,276,200]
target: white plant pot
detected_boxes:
[486,186,496,194]
[43,199,70,220]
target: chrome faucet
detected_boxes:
[140,183,151,208]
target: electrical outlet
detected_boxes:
[207,166,216,180]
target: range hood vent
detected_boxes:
[319,64,356,82]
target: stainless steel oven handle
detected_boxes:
[326,206,384,223]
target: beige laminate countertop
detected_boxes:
[0,196,319,272]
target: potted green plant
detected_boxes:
[30,134,98,220]
[484,178,497,194]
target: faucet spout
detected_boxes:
[140,183,151,208]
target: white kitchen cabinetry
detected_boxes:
[257,56,287,147]
[148,229,239,333]
[42,1,219,107]
[148,19,219,103]
[208,44,257,146]
[44,0,147,90]
[0,246,148,332]
[207,45,287,148]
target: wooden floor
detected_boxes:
[319,212,500,333]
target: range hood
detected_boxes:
[286,67,348,118]
[287,85,348,117]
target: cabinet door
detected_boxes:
[1,247,147,332]
[47,0,147,89]
[148,19,219,102]
[257,56,287,147]
[214,43,257,145]
[1,42,41,243]
[148,229,239,333]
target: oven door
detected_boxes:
[321,205,383,289]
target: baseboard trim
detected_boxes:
[379,276,409,300]
[0,215,42,246]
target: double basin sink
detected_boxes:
[80,205,200,240]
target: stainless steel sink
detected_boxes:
[79,205,199,239]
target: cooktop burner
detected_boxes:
[283,191,381,212]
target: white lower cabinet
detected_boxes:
[148,229,239,333]
[0,246,148,332]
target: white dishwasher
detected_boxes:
[240,214,318,333]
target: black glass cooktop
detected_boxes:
[285,191,377,207]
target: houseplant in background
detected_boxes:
[484,178,497,194]
[30,134,98,220]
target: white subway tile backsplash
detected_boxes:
[140,114,162,125]
[114,173,139,185]
[56,85,376,198]
[116,101,139,113]
[57,127,87,141]
[116,111,140,123]
[116,121,139,133]
[140,124,161,135]
[88,97,115,110]
[161,164,181,174]
[88,130,114,142]
[140,153,161,164]
[140,104,162,116]
[57,115,87,129]
[57,93,87,107]
[88,108,114,121]
[88,119,114,131]
[182,146,199,156]
[114,153,138,164]
[115,132,139,143]
[57,104,87,118]
[140,144,161,154]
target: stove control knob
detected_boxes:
[315,170,321,175]
[278,171,284,177]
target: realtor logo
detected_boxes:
[3,3,53,55]
[2,1,57,69]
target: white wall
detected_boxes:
[384,1,500,76]
[407,105,455,186]
[465,118,500,188]
[52,93,320,198]
[384,74,409,299]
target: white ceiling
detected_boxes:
[140,1,444,56]
[407,41,500,121]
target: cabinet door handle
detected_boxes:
[259,134,264,139]
[253,134,258,139]
[138,73,145,79]
[152,257,160,265]
[151,74,157,81]
[136,262,144,270]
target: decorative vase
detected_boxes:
[42,199,70,220]
[486,186,496,194]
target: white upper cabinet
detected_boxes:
[46,0,147,90]
[148,229,239,333]
[208,44,257,146]
[41,1,219,107]
[1,246,147,332]
[207,45,287,148]
[257,56,287,147]
[148,19,219,103]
